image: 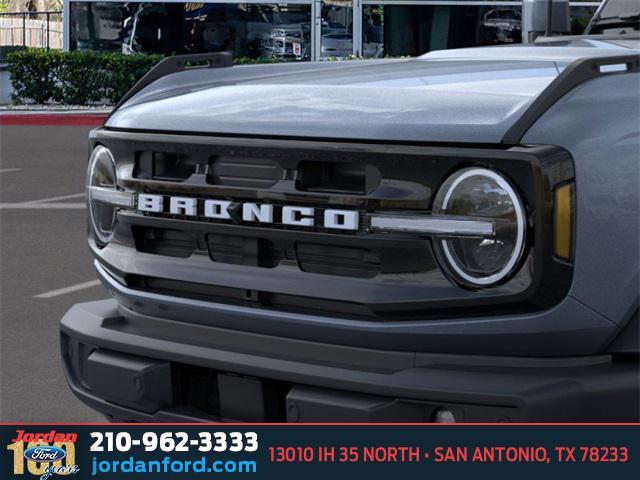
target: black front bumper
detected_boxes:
[61,299,639,422]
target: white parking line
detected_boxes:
[30,192,85,203]
[0,168,21,174]
[0,192,87,210]
[34,279,102,299]
[0,203,86,209]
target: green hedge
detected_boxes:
[7,49,288,106]
[8,49,163,105]
[0,45,27,63]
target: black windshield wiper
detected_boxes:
[619,13,640,22]
[589,14,640,33]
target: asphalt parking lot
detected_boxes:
[1,122,106,422]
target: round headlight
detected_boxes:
[87,146,117,245]
[433,168,526,288]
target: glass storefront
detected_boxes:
[65,1,602,60]
[69,2,313,59]
[362,3,600,58]
[321,0,353,58]
[363,4,523,58]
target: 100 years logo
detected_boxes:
[6,430,80,480]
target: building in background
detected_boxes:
[5,0,62,11]
[63,0,602,61]
[1,1,63,51]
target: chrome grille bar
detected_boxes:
[89,187,135,208]
[369,214,495,237]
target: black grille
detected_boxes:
[131,226,398,279]
[100,132,575,320]
[130,221,439,279]
[131,145,388,196]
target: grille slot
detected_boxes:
[133,227,196,258]
[208,156,282,189]
[297,161,381,195]
[296,243,381,279]
[134,152,198,182]
[207,234,282,268]
[127,276,254,305]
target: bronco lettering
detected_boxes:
[136,194,359,231]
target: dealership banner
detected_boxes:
[1,424,638,479]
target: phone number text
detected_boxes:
[90,432,258,453]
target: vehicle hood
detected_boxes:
[106,43,638,144]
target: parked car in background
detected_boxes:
[321,32,351,57]
[260,24,310,60]
[478,8,522,45]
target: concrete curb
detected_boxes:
[0,112,108,126]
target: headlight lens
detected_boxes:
[433,168,526,287]
[87,146,117,245]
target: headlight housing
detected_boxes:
[432,168,526,288]
[87,146,119,245]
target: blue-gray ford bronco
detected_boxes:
[61,0,640,422]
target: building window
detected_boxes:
[362,2,601,58]
[321,0,353,58]
[363,4,523,58]
[69,2,313,60]
[68,1,603,59]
